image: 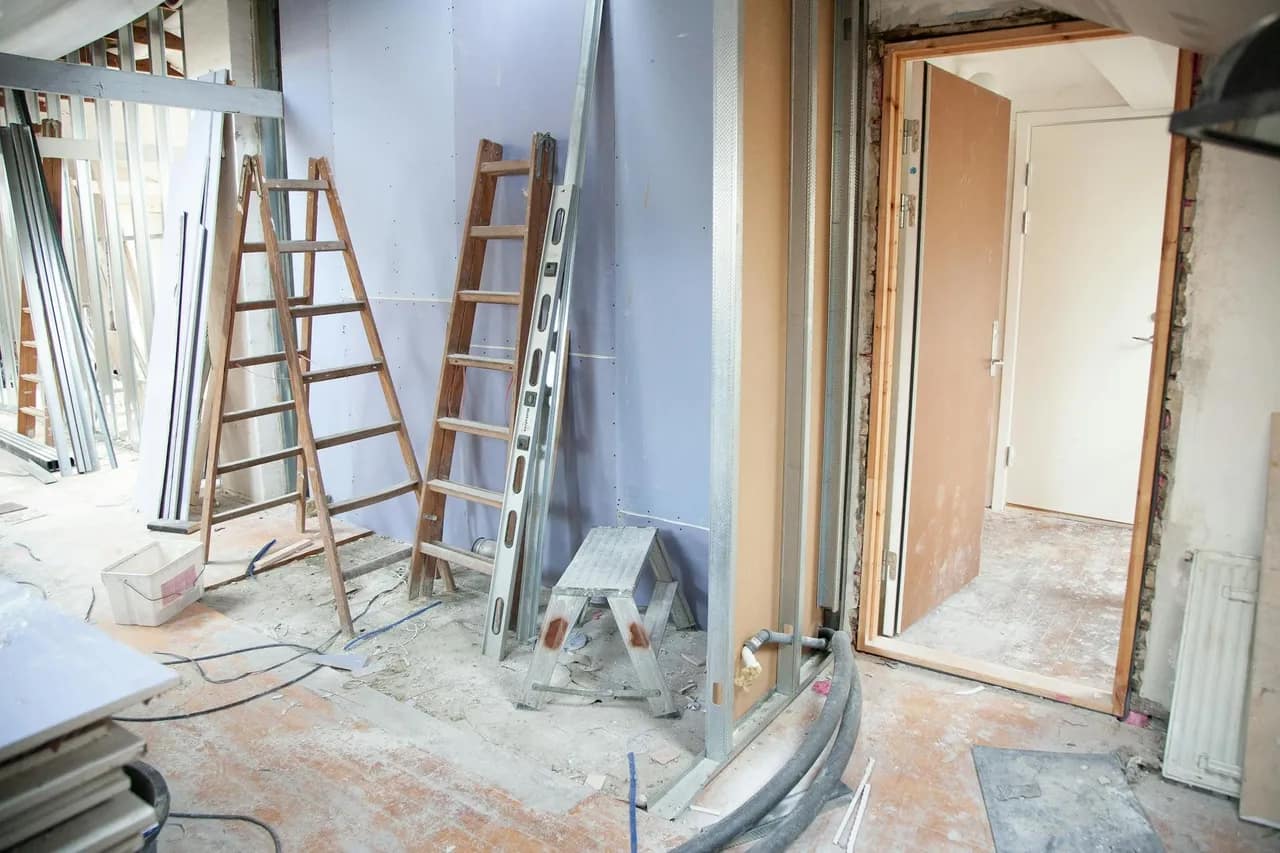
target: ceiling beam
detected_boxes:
[0,52,282,118]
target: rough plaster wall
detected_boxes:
[611,1,713,627]
[870,0,1050,32]
[1137,147,1280,711]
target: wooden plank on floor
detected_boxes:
[1241,412,1280,827]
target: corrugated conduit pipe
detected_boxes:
[671,629,858,853]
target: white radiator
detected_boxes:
[1163,550,1260,796]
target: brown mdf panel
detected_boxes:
[1241,413,1280,826]
[733,0,790,720]
[802,0,835,641]
[899,66,1010,630]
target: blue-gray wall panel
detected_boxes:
[611,1,713,615]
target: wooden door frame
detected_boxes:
[857,19,1195,716]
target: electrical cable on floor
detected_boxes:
[343,599,441,650]
[113,665,323,722]
[627,751,638,853]
[169,812,283,853]
[114,574,412,721]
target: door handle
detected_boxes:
[989,358,1004,376]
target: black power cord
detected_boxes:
[114,576,407,723]
[169,812,283,852]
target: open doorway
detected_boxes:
[859,23,1192,714]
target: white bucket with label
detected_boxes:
[101,540,204,626]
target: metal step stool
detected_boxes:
[520,527,696,717]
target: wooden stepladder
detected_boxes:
[201,155,423,636]
[408,135,556,600]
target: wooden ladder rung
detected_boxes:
[20,341,37,349]
[18,406,43,418]
[223,400,295,422]
[242,240,346,254]
[470,224,527,241]
[457,290,520,305]
[236,296,308,312]
[303,360,382,383]
[328,479,419,516]
[419,540,494,574]
[19,373,39,383]
[437,417,509,441]
[217,445,301,475]
[229,350,289,368]
[314,421,402,450]
[262,179,329,191]
[446,353,514,372]
[479,159,532,176]
[290,300,366,318]
[211,491,301,524]
[427,478,502,508]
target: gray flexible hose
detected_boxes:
[671,630,855,853]
[755,644,862,853]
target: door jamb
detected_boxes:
[857,19,1195,716]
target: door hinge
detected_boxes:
[885,551,899,581]
[1021,210,1029,235]
[902,119,920,155]
[1024,161,1032,187]
[1005,445,1015,467]
[898,193,916,229]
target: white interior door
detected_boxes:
[1004,116,1169,523]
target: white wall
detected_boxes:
[1140,147,1280,709]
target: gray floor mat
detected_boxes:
[972,746,1163,852]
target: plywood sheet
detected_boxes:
[1241,413,1280,827]
[733,0,791,719]
[900,66,1010,630]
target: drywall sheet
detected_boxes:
[734,0,791,719]
[1241,413,1280,826]
[0,580,177,763]
[612,2,713,538]
[448,0,619,571]
[278,0,457,514]
[452,0,617,358]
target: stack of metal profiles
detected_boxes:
[0,92,115,475]
[0,580,176,851]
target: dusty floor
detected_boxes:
[2,454,1275,851]
[900,507,1129,692]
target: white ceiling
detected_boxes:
[928,35,1179,113]
[0,0,155,59]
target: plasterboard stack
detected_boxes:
[0,580,176,851]
[135,76,228,527]
[0,723,153,850]
[0,95,115,475]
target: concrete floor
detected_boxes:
[900,507,1129,692]
[2,453,1275,851]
